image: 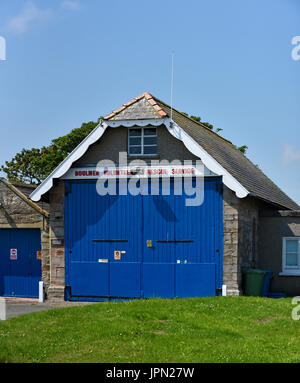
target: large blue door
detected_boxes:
[143,178,221,298]
[0,229,41,298]
[65,181,143,298]
[65,177,223,299]
[142,179,176,298]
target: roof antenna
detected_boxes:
[170,52,174,128]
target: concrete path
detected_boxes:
[1,299,95,320]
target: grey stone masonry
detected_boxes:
[41,219,50,292]
[223,186,259,295]
[223,187,240,295]
[47,181,65,301]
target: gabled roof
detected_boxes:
[30,92,299,210]
[11,182,49,214]
[104,92,167,120]
[0,178,49,217]
[151,96,299,210]
[105,92,299,210]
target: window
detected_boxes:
[128,128,157,156]
[282,237,300,275]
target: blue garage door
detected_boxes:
[0,229,42,298]
[65,177,223,299]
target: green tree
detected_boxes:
[1,120,99,185]
[237,145,248,154]
[1,148,43,184]
[189,115,213,130]
[190,115,201,123]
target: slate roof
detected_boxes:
[104,92,299,210]
[104,92,167,120]
[11,182,50,213]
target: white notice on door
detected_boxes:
[10,249,17,260]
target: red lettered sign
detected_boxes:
[10,249,17,260]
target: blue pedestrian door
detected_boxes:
[0,229,41,298]
[65,177,223,300]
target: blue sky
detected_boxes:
[0,0,299,203]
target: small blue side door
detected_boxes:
[0,229,41,298]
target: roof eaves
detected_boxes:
[248,192,299,211]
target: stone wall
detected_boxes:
[41,219,50,291]
[47,181,65,301]
[223,186,260,295]
[223,187,239,295]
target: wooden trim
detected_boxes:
[0,222,43,229]
[30,118,249,201]
[0,178,49,218]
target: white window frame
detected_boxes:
[280,237,300,276]
[128,127,157,156]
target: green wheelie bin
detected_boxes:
[244,269,267,296]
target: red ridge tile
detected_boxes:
[104,91,166,120]
[148,98,157,106]
[104,112,115,119]
[124,98,136,107]
[113,106,126,114]
[157,110,167,116]
[144,92,152,100]
[135,93,145,100]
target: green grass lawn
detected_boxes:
[0,297,299,363]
